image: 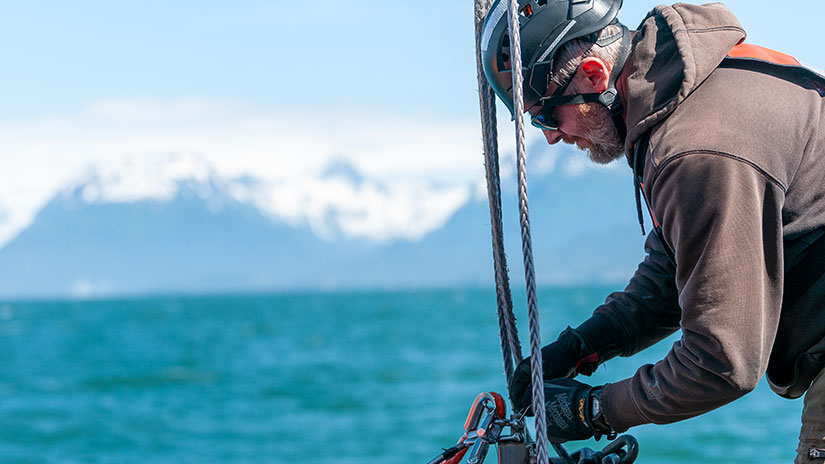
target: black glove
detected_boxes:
[509,327,599,413]
[539,378,614,443]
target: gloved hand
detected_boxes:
[537,378,615,443]
[542,378,596,443]
[509,327,600,413]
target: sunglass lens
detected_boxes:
[531,111,558,131]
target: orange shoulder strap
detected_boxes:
[727,43,801,66]
[725,43,825,85]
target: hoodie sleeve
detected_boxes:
[601,152,785,431]
[582,232,682,360]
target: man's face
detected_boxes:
[529,79,625,165]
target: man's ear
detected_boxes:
[578,57,611,93]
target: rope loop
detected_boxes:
[474,1,549,463]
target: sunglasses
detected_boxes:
[530,64,602,131]
[530,70,576,131]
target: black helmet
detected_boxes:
[481,0,624,116]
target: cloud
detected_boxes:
[248,176,471,242]
[76,152,216,204]
[0,98,526,246]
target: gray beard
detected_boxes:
[579,102,625,165]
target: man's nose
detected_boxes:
[542,129,563,145]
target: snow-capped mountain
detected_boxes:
[0,147,647,298]
[52,152,472,243]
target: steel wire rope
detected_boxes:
[503,1,550,463]
[473,0,522,392]
[474,0,552,462]
[471,4,637,463]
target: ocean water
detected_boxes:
[0,288,802,463]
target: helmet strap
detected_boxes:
[536,26,632,139]
[601,25,631,140]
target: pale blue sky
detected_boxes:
[0,1,821,121]
[0,1,821,246]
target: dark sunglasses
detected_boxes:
[530,71,576,131]
[530,66,602,131]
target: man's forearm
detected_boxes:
[592,233,681,357]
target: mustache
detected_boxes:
[562,135,589,148]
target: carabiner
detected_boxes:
[426,392,508,464]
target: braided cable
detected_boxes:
[473,0,522,390]
[504,1,550,464]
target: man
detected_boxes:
[480,1,825,462]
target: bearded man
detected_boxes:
[480,1,825,462]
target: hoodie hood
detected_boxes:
[623,3,746,155]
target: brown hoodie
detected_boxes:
[592,3,825,431]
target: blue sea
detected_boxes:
[0,287,802,463]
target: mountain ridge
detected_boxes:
[0,148,647,298]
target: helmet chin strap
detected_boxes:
[535,25,632,139]
[599,25,632,140]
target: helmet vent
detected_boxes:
[537,0,547,5]
[519,4,534,18]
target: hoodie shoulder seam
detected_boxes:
[682,26,745,35]
[648,150,787,195]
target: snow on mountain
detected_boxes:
[73,152,215,204]
[0,143,648,298]
[53,144,633,254]
[48,152,473,244]
[321,158,365,186]
[239,158,471,243]
[0,149,480,297]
